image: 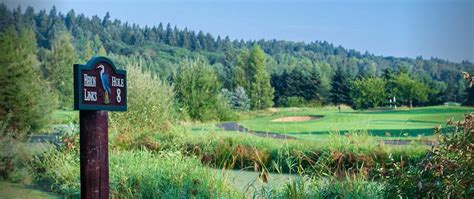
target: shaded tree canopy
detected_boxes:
[0,27,57,135]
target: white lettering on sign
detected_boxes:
[111,76,124,87]
[84,89,97,101]
[116,88,122,103]
[84,74,96,87]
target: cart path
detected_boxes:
[27,124,76,143]
[216,122,438,146]
[216,122,297,139]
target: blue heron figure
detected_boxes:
[98,64,112,104]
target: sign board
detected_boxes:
[74,57,127,111]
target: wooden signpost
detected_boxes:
[74,57,127,199]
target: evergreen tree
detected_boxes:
[42,31,76,108]
[235,45,274,110]
[464,86,474,106]
[221,86,250,111]
[165,23,177,46]
[196,31,205,51]
[180,28,190,49]
[0,27,57,135]
[330,69,351,105]
[97,45,107,56]
[0,4,12,32]
[251,66,274,110]
[271,70,289,106]
[157,22,164,42]
[271,66,322,106]
[83,40,94,61]
[248,44,274,110]
[287,67,321,101]
[234,48,250,89]
[221,38,236,89]
[93,35,107,56]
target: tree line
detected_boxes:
[1,5,473,134]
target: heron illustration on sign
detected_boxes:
[98,64,112,104]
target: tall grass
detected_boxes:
[250,174,385,198]
[174,127,428,177]
[31,147,240,198]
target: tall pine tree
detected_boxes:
[42,31,76,108]
[0,27,57,135]
[234,48,250,89]
[235,44,274,110]
[330,69,351,105]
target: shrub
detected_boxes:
[31,146,80,196]
[384,113,474,198]
[0,136,36,184]
[109,63,177,149]
[286,96,306,107]
[221,86,250,111]
[173,58,234,121]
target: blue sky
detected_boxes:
[4,0,473,62]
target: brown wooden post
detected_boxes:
[80,110,109,199]
[74,57,126,198]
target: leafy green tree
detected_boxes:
[314,62,333,103]
[248,45,274,109]
[173,59,232,121]
[0,27,57,135]
[93,35,107,56]
[350,77,386,109]
[234,48,250,90]
[83,40,94,61]
[391,73,429,108]
[234,45,274,109]
[330,69,351,105]
[42,31,77,108]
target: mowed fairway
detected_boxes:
[239,106,474,140]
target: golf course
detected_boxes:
[236,106,473,140]
[1,1,474,197]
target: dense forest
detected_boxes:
[1,4,473,123]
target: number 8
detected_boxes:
[116,88,121,103]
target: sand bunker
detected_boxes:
[271,115,322,122]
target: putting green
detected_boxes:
[239,106,474,139]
